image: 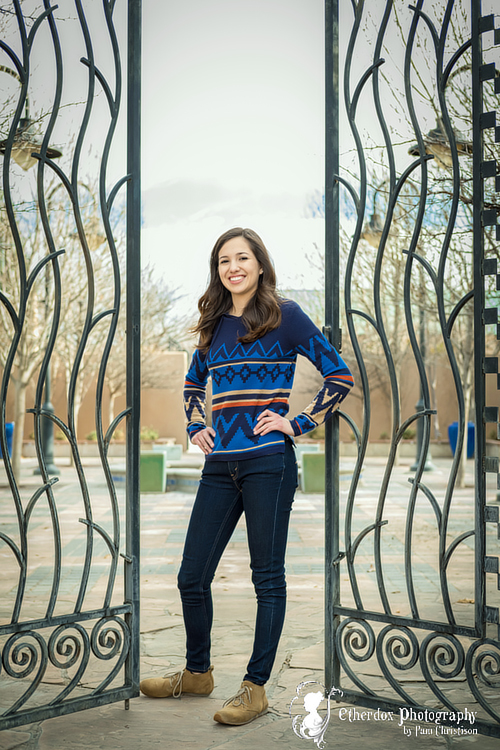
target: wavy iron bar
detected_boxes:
[0,0,141,731]
[325,0,500,737]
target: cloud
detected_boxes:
[143,180,309,227]
[143,180,230,224]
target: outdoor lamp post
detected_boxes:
[0,66,62,170]
[407,119,472,168]
[34,191,65,478]
[360,182,386,249]
[360,179,436,470]
[0,64,62,476]
[33,258,60,477]
[410,264,435,472]
[36,356,59,476]
[0,116,63,170]
[408,120,472,471]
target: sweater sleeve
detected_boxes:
[285,303,354,437]
[184,348,210,440]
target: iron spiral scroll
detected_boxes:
[0,618,130,716]
[0,0,141,729]
[336,619,500,729]
[326,0,500,737]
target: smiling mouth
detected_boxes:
[229,275,245,283]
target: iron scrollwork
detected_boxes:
[336,621,500,733]
[0,0,141,730]
[326,0,500,737]
[0,618,130,720]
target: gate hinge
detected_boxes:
[485,505,499,523]
[484,556,499,574]
[479,14,495,33]
[483,456,499,473]
[322,325,342,352]
[483,357,498,374]
[483,257,497,275]
[483,308,499,325]
[484,406,499,423]
[484,605,499,624]
[331,552,346,567]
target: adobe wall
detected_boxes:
[289,351,500,443]
[11,351,189,450]
[74,351,189,447]
[7,348,500,452]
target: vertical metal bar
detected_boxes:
[324,0,340,691]
[471,0,486,637]
[125,0,142,694]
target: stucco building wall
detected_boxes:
[7,349,500,452]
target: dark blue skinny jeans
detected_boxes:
[177,438,298,686]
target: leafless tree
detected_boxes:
[336,0,498,485]
[105,265,187,428]
[0,199,53,478]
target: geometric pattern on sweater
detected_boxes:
[211,361,294,388]
[184,300,354,461]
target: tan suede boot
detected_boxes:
[213,680,268,725]
[140,666,214,698]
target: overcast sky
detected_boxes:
[139,0,478,315]
[141,0,327,314]
[3,1,490,319]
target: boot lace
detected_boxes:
[161,669,183,698]
[223,684,251,707]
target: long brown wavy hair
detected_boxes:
[192,227,282,352]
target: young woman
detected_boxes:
[140,227,353,725]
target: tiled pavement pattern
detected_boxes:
[0,456,499,749]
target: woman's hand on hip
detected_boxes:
[191,426,216,455]
[254,410,294,437]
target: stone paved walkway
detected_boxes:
[0,455,499,749]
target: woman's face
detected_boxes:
[218,236,262,307]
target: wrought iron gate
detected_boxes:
[0,0,141,729]
[325,0,500,737]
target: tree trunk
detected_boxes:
[108,391,117,430]
[456,313,474,489]
[69,388,85,467]
[457,381,472,489]
[429,365,441,440]
[11,382,27,482]
[393,363,403,467]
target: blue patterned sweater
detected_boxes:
[184,300,353,461]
